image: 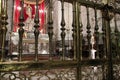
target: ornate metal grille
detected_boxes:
[0,0,120,80]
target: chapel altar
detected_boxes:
[10,32,49,60]
[1,0,120,80]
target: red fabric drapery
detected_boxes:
[13,0,45,33]
[13,0,20,32]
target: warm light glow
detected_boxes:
[34,6,36,8]
[24,4,26,7]
[17,6,21,11]
[41,50,48,54]
[14,5,16,8]
[39,9,44,13]
[52,11,54,14]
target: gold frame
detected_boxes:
[24,0,44,4]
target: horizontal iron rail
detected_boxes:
[0,59,120,71]
[64,0,120,14]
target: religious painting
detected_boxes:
[13,0,45,33]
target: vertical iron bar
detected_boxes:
[0,0,2,56]
[1,0,8,61]
[102,11,107,80]
[86,6,91,59]
[48,0,53,60]
[105,18,113,80]
[102,5,113,80]
[34,0,40,61]
[18,0,24,61]
[114,14,119,59]
[76,2,82,80]
[76,2,80,80]
[9,0,14,59]
[72,1,77,60]
[79,5,83,61]
[94,7,99,59]
[0,0,1,22]
[76,2,80,61]
[102,17,107,59]
[60,0,66,60]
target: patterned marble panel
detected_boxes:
[113,64,120,80]
[0,68,76,80]
[81,66,105,80]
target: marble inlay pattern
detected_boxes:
[0,68,76,80]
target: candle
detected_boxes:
[91,49,96,59]
[91,35,96,59]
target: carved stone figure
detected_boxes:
[24,4,34,32]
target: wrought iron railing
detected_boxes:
[0,0,120,80]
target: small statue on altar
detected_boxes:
[24,4,34,32]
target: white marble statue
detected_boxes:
[24,4,34,32]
